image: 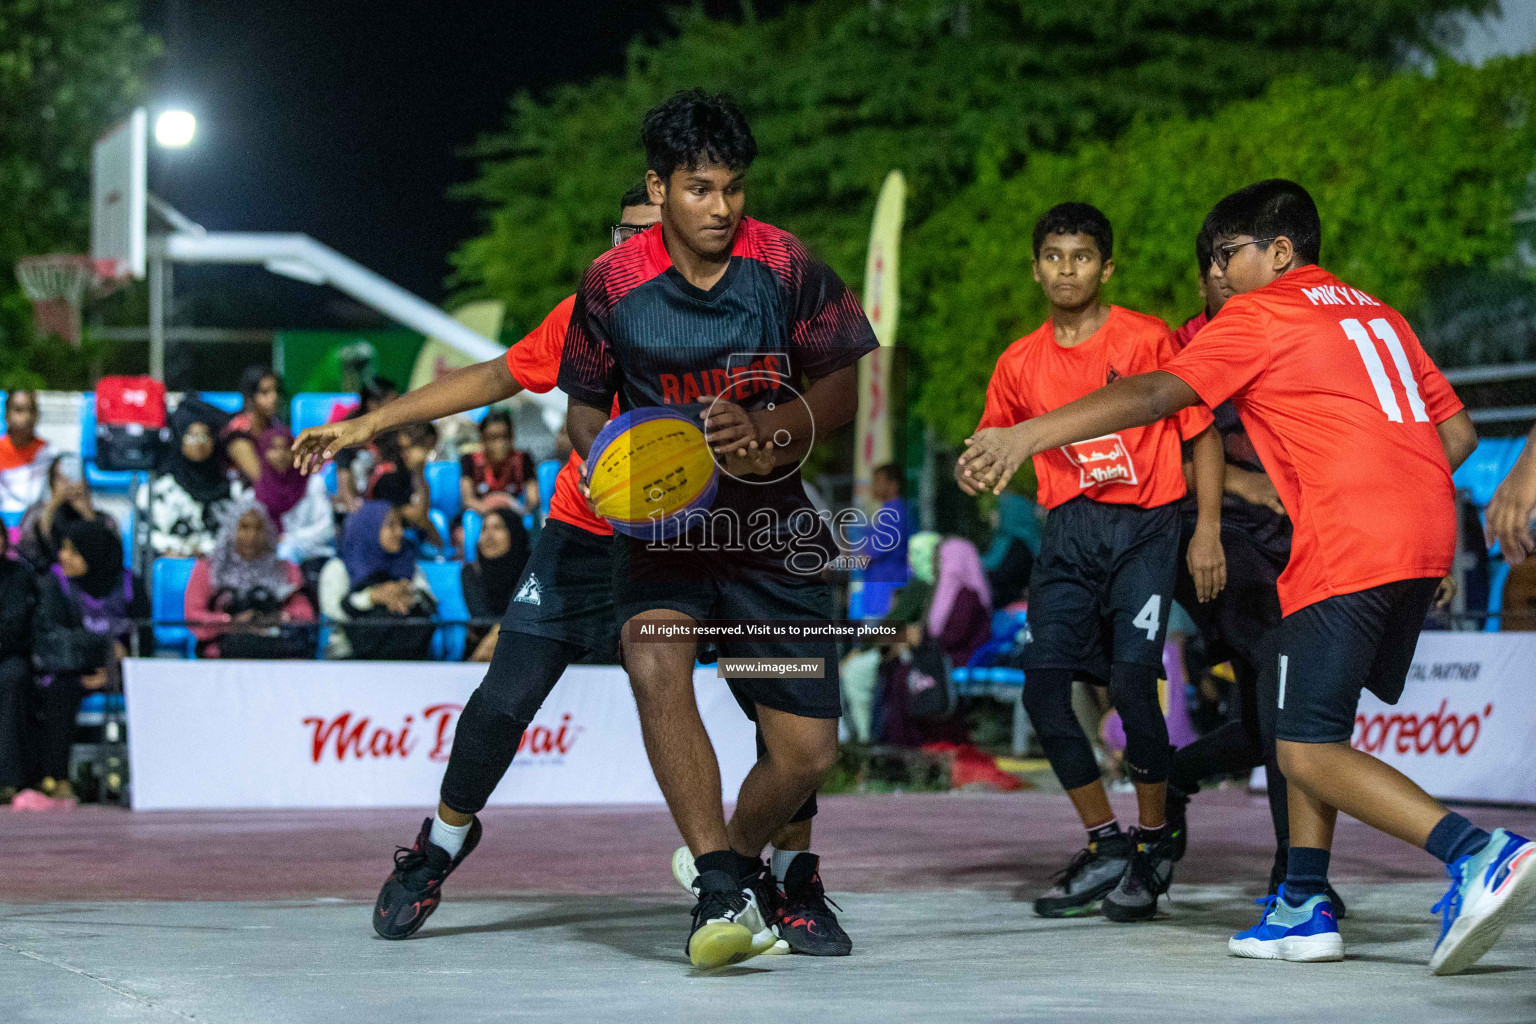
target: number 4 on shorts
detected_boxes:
[1133,594,1161,642]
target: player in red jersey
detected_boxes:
[291,185,661,941]
[960,180,1535,974]
[967,202,1227,923]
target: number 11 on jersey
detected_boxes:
[1341,317,1428,423]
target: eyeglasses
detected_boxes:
[1213,236,1277,270]
[611,223,650,247]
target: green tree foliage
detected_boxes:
[910,55,1536,440]
[454,0,1489,338]
[0,0,158,388]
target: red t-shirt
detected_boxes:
[978,306,1213,511]
[504,295,611,536]
[1163,264,1462,615]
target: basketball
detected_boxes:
[585,406,718,538]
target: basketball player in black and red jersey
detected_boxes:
[559,90,876,969]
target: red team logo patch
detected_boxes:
[1061,434,1138,489]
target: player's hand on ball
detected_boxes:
[699,398,759,456]
[1187,523,1227,603]
[1485,460,1536,565]
[292,415,376,475]
[958,425,1030,496]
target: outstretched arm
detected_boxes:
[958,370,1201,496]
[292,357,520,474]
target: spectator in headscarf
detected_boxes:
[927,537,993,666]
[141,402,242,558]
[17,454,113,571]
[460,507,531,662]
[0,527,37,803]
[185,501,315,659]
[20,519,149,808]
[982,493,1042,606]
[318,501,436,660]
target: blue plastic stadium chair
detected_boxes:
[1485,561,1512,634]
[425,460,462,520]
[119,505,135,571]
[419,560,468,661]
[462,510,483,563]
[85,462,141,495]
[197,391,245,414]
[467,406,492,424]
[1,508,22,531]
[290,392,359,436]
[1454,438,1514,508]
[151,558,198,658]
[535,458,561,518]
[321,460,338,495]
[80,392,97,461]
[425,509,451,558]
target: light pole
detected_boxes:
[147,109,195,382]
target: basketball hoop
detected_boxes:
[14,254,124,346]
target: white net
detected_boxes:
[14,255,115,346]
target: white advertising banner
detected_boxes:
[124,660,756,811]
[1255,631,1536,805]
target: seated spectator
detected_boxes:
[20,519,149,808]
[460,507,530,662]
[252,425,309,525]
[334,378,399,515]
[0,527,37,804]
[223,366,282,486]
[0,390,52,515]
[928,537,992,666]
[368,422,443,547]
[141,402,242,558]
[460,409,537,515]
[319,501,436,660]
[276,472,337,568]
[17,454,114,571]
[185,501,315,659]
[982,493,1041,605]
[859,462,910,618]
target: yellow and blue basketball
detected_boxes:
[586,407,718,539]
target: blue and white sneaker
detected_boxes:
[1228,885,1344,962]
[1429,828,1536,976]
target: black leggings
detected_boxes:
[27,674,85,787]
[1023,664,1170,791]
[439,631,584,815]
[0,656,30,791]
[1168,654,1289,848]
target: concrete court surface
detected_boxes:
[4,791,1535,1023]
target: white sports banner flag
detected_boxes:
[124,660,755,811]
[1256,631,1536,805]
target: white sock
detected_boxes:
[770,846,806,885]
[428,814,472,859]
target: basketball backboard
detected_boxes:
[92,108,147,280]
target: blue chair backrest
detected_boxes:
[151,558,198,658]
[425,460,462,520]
[419,560,467,661]
[80,392,97,460]
[290,393,359,436]
[321,460,338,495]
[85,462,141,495]
[536,458,561,518]
[0,508,22,531]
[462,510,483,563]
[197,391,245,414]
[119,506,135,570]
[1454,438,1513,508]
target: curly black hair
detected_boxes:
[641,89,757,182]
[619,182,652,214]
[1032,202,1113,261]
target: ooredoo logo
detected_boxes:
[1352,700,1492,757]
[303,705,580,764]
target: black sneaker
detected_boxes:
[1267,847,1348,920]
[1033,838,1131,918]
[372,816,482,940]
[1103,827,1175,922]
[774,853,852,956]
[1165,785,1191,862]
[687,869,777,969]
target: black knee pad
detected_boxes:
[1023,668,1100,791]
[1109,662,1170,784]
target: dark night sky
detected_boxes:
[136,0,718,325]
